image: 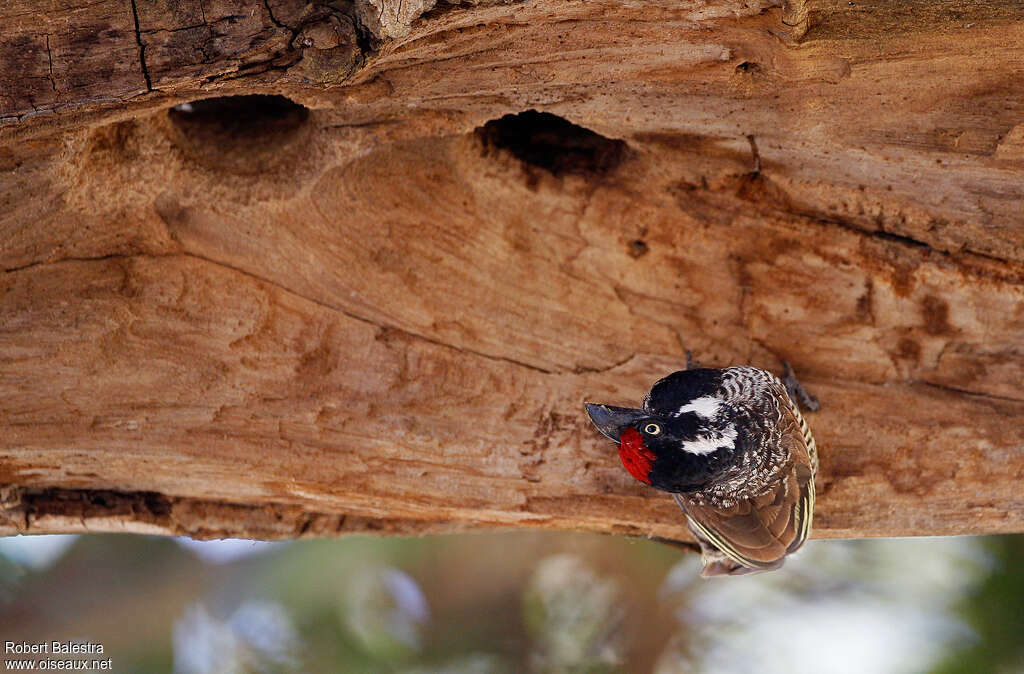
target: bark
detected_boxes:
[1,0,1022,540]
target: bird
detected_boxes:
[584,363,817,577]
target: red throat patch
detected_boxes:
[618,427,655,484]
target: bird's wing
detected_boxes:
[675,411,815,573]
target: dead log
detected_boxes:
[1,0,1022,540]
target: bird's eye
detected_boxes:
[643,423,662,435]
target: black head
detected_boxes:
[584,369,740,493]
[642,368,724,415]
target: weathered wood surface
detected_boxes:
[1,0,1022,540]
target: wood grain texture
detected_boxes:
[1,0,1022,539]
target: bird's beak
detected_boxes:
[584,403,645,442]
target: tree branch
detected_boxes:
[1,0,1023,540]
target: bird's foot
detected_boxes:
[685,350,701,370]
[782,360,820,411]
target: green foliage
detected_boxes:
[930,536,1024,674]
[1,532,1021,673]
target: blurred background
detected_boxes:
[0,532,1021,673]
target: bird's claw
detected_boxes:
[782,360,820,411]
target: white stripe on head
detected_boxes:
[680,425,737,456]
[673,396,722,419]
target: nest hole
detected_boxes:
[476,110,628,177]
[169,95,308,142]
[167,95,310,172]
